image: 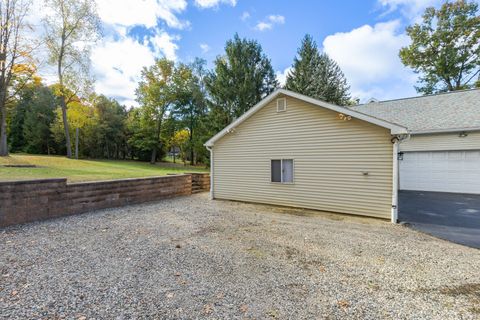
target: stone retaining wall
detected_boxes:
[189,172,211,193]
[0,173,210,228]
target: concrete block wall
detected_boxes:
[0,173,209,228]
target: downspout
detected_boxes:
[206,146,214,200]
[391,137,399,223]
[391,133,410,223]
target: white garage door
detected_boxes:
[399,151,480,194]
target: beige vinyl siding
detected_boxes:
[213,96,393,219]
[400,131,480,152]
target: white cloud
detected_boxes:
[150,31,180,61]
[377,0,442,21]
[255,14,285,31]
[90,28,180,106]
[323,20,417,101]
[378,0,480,22]
[92,37,156,107]
[194,0,237,9]
[30,0,284,106]
[275,67,292,87]
[200,43,210,53]
[96,0,189,29]
[255,22,271,31]
[240,11,250,21]
[28,0,184,106]
[268,15,285,24]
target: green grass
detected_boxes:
[0,154,208,183]
[162,155,208,166]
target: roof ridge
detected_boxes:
[358,87,480,106]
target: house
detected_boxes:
[205,88,480,222]
[352,89,480,195]
[205,89,408,222]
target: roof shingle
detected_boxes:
[352,89,480,133]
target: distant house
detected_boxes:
[353,89,480,195]
[205,89,480,222]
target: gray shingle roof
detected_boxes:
[352,89,480,133]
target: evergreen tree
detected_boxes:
[285,34,320,97]
[23,87,57,154]
[90,95,127,159]
[316,53,351,105]
[206,34,278,130]
[285,34,351,105]
[9,88,33,152]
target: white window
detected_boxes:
[271,159,294,183]
[276,98,287,112]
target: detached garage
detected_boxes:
[205,89,408,222]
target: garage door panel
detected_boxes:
[466,151,480,159]
[400,151,480,194]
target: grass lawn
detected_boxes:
[0,154,208,183]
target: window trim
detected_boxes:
[270,158,295,184]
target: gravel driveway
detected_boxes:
[1,193,479,319]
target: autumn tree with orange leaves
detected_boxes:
[0,0,36,156]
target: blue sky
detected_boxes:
[67,0,476,106]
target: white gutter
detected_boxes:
[410,127,480,135]
[206,146,214,200]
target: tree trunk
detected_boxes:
[58,31,72,159]
[0,103,7,156]
[150,148,157,164]
[189,111,195,165]
[75,128,79,159]
[189,129,194,166]
[60,97,72,158]
[150,116,162,164]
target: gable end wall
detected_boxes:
[212,96,394,219]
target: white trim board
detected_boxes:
[204,89,408,147]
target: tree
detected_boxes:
[0,0,36,156]
[400,0,480,94]
[285,34,351,105]
[125,107,149,161]
[136,58,176,164]
[89,95,127,159]
[206,34,278,130]
[8,84,31,152]
[51,97,94,156]
[173,58,208,165]
[22,86,56,154]
[43,0,101,158]
[285,34,319,97]
[170,129,189,165]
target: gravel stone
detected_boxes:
[1,193,479,319]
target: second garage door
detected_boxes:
[399,151,480,194]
